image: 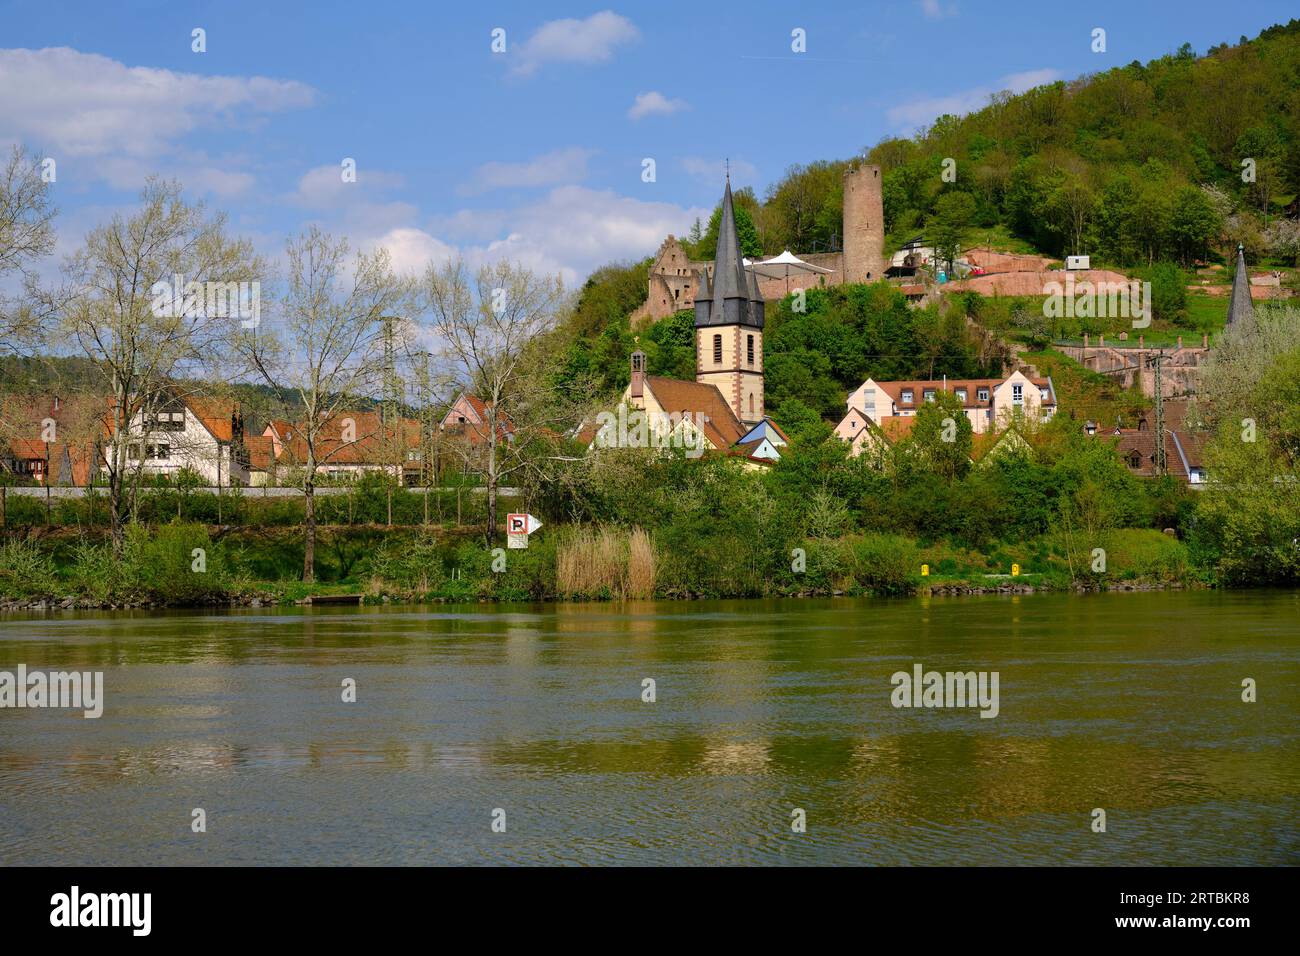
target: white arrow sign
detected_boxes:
[507,513,543,547]
[507,513,543,535]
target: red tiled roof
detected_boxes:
[244,435,275,471]
[642,376,746,449]
[1096,426,1206,480]
[278,410,421,466]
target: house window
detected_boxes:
[713,334,723,365]
[977,387,990,402]
[1040,388,1050,401]
[955,388,967,403]
[747,334,754,366]
[923,389,936,402]
[149,443,170,460]
[151,411,184,432]
[1127,451,1141,469]
[901,389,914,404]
[1012,384,1023,405]
[863,388,875,409]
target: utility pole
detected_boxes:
[380,315,402,524]
[1153,348,1166,477]
[416,350,433,526]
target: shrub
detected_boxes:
[369,532,444,593]
[0,539,60,598]
[844,533,920,596]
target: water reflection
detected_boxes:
[0,591,1298,864]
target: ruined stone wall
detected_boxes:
[1055,343,1210,398]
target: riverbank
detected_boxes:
[0,519,1212,610]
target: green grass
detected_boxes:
[1022,347,1149,424]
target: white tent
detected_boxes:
[750,250,834,295]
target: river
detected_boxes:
[1,591,1297,865]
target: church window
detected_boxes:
[713,334,722,365]
[747,335,754,366]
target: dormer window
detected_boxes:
[923,389,936,402]
[977,387,990,402]
[954,388,967,403]
[901,389,914,404]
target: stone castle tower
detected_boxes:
[694,179,765,425]
[842,161,885,283]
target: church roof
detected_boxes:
[642,376,746,449]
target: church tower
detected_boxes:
[694,179,765,425]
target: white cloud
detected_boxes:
[509,11,639,77]
[887,68,1060,132]
[459,147,594,195]
[627,91,689,120]
[0,47,315,159]
[367,186,706,287]
[366,227,459,276]
[681,156,759,186]
[918,0,958,20]
[292,164,406,208]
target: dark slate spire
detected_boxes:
[746,261,765,328]
[710,181,746,303]
[693,265,713,326]
[698,179,761,328]
[1227,242,1254,326]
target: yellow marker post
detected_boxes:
[1011,563,1020,577]
[921,564,929,577]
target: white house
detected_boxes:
[109,393,249,486]
[836,371,1056,446]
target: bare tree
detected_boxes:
[57,178,261,556]
[0,144,58,353]
[420,258,581,544]
[240,227,409,581]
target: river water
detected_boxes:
[1,591,1297,865]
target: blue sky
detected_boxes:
[1,0,1296,285]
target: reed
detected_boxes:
[557,526,656,598]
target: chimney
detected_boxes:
[630,350,646,400]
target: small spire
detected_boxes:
[725,157,730,183]
[1227,242,1254,327]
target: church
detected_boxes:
[609,177,790,465]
